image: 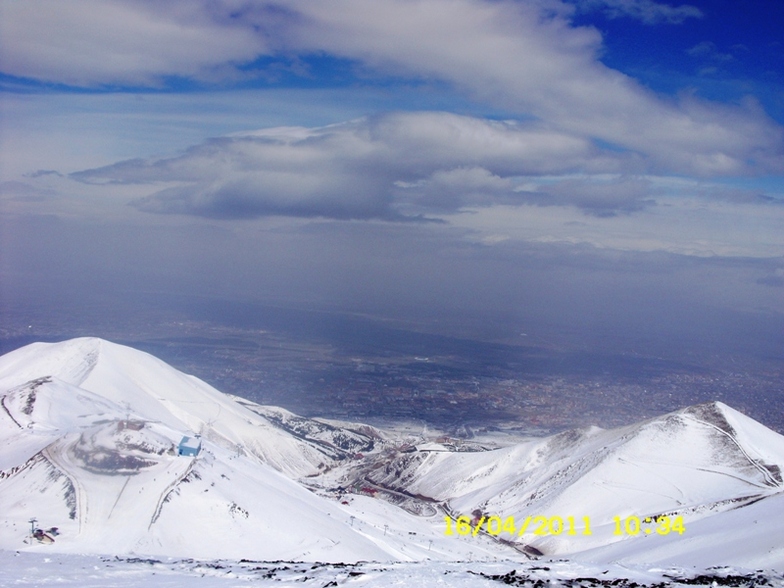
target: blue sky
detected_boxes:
[0,0,782,360]
[580,0,784,121]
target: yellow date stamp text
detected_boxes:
[444,514,685,537]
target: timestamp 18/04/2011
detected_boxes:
[444,514,686,537]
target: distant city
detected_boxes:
[1,299,782,436]
[139,342,784,436]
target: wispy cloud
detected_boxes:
[687,41,734,61]
[575,0,703,24]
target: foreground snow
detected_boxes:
[2,551,782,588]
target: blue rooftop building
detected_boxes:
[178,435,201,457]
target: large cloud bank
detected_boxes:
[72,112,659,220]
[3,0,782,178]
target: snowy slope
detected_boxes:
[2,337,784,569]
[0,338,509,562]
[359,402,784,563]
[2,550,782,588]
[576,489,784,569]
[0,375,390,560]
[0,338,374,478]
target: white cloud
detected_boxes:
[70,112,625,220]
[68,110,784,230]
[269,0,782,175]
[2,0,781,177]
[0,0,268,86]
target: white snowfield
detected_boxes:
[364,399,784,566]
[0,337,502,563]
[1,337,783,573]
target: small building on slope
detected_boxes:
[178,435,202,457]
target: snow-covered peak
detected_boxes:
[0,338,366,478]
[0,338,494,562]
[2,338,784,569]
[0,337,103,388]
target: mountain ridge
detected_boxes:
[1,337,783,568]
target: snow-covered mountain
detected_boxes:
[0,337,377,478]
[1,337,783,570]
[0,338,500,562]
[356,400,784,564]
